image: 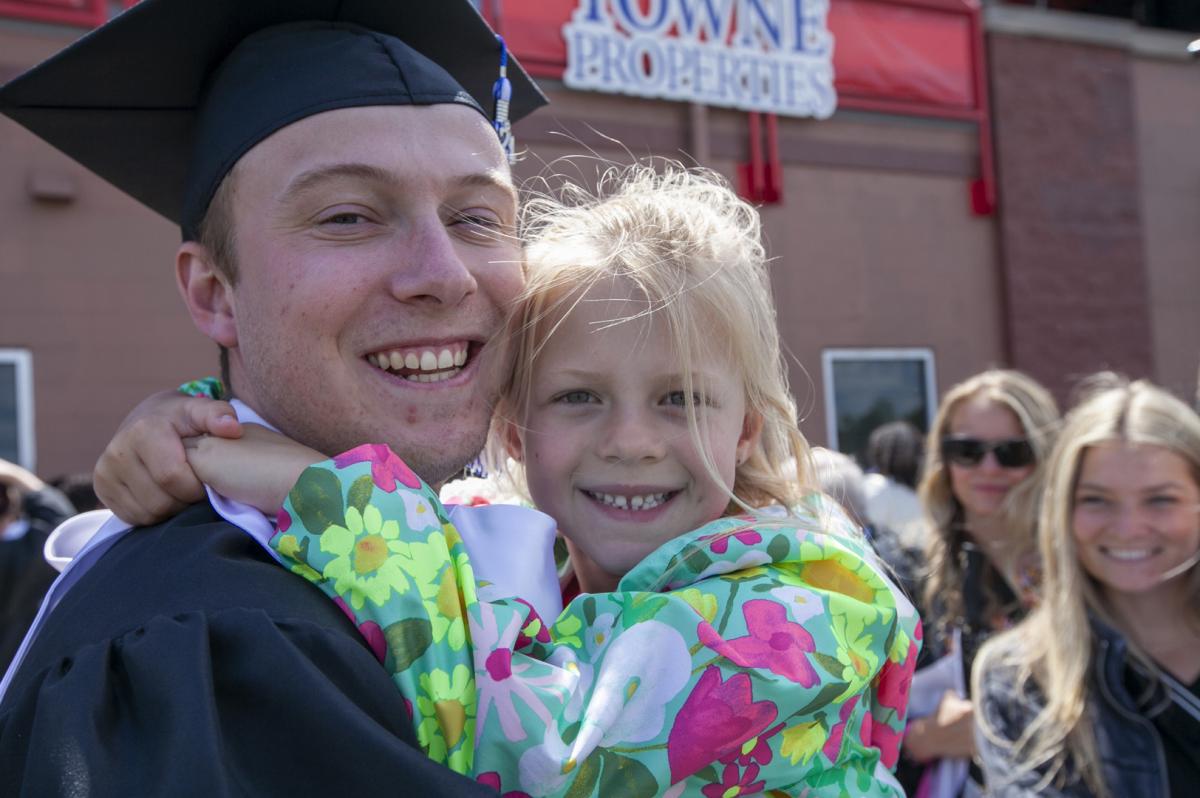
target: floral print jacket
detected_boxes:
[271,444,921,798]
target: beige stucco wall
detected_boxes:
[1133,56,1200,404]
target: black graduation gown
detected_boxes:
[0,487,75,672]
[0,502,497,797]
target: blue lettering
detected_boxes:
[716,50,740,100]
[695,47,718,97]
[790,0,832,54]
[811,63,837,117]
[781,59,834,116]
[629,35,667,89]
[567,28,603,85]
[738,0,782,49]
[666,39,699,92]
[575,0,607,23]
[603,34,631,85]
[781,59,801,110]
[674,0,736,42]
[615,0,669,33]
[790,0,805,52]
[748,54,781,105]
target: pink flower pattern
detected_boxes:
[869,715,904,769]
[667,666,778,782]
[719,721,785,768]
[477,771,532,798]
[705,528,763,554]
[485,648,513,681]
[876,637,918,712]
[701,762,766,798]
[697,600,819,686]
[823,694,860,762]
[332,443,421,491]
[512,599,552,649]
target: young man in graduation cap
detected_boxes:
[0,0,547,793]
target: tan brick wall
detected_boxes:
[0,24,217,479]
[989,33,1155,401]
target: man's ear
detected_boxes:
[177,242,237,348]
[736,411,764,466]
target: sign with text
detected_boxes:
[563,0,836,118]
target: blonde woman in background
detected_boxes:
[899,370,1060,796]
[973,376,1200,797]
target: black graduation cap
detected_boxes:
[0,0,546,239]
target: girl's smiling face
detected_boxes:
[505,279,760,589]
[1072,441,1200,599]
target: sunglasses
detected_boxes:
[941,437,1035,469]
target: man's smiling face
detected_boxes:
[213,103,523,484]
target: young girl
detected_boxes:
[973,376,1200,797]
[101,165,920,796]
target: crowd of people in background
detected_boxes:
[811,368,1200,798]
[0,460,96,669]
[4,364,1197,797]
[710,364,1198,797]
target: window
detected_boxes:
[822,348,936,464]
[0,350,35,470]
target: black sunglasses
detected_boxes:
[940,437,1035,469]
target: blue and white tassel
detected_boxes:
[492,34,515,164]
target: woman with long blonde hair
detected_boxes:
[973,375,1200,797]
[900,370,1059,795]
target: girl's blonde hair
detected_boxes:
[974,374,1200,796]
[918,369,1060,639]
[492,162,812,512]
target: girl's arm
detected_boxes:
[183,424,324,515]
[94,387,241,525]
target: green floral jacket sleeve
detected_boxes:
[271,444,921,798]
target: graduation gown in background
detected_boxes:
[0,502,499,797]
[0,487,74,672]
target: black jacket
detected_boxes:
[0,486,75,671]
[0,502,498,797]
[975,617,1172,798]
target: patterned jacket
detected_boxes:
[273,444,922,798]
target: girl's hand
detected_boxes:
[184,425,324,516]
[95,390,242,525]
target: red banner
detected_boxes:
[0,0,105,27]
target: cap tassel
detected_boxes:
[492,34,515,164]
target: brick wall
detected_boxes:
[988,33,1154,400]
